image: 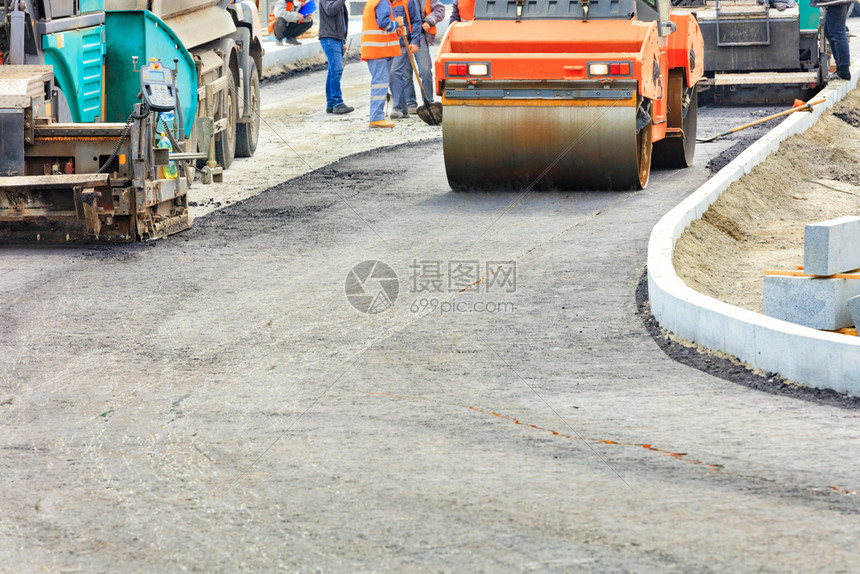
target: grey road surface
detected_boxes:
[1,116,858,571]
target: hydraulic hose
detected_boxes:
[97,102,150,174]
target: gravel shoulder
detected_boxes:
[189,49,443,219]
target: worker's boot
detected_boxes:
[369,120,395,128]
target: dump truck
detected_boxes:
[671,0,827,104]
[435,0,705,190]
[0,0,263,242]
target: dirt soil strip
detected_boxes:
[674,87,860,314]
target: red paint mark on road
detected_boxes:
[364,391,722,471]
[600,441,722,471]
[364,392,857,496]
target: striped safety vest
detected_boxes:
[361,0,401,60]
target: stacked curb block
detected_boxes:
[647,61,860,396]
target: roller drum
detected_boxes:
[443,104,651,191]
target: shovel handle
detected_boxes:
[697,98,826,142]
[406,45,434,105]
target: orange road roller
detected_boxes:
[436,0,704,190]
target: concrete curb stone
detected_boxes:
[647,61,860,396]
[804,215,860,276]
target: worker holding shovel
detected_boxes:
[361,0,404,128]
[388,0,424,119]
[402,0,445,115]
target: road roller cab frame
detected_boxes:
[436,0,704,190]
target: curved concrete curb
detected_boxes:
[648,63,860,396]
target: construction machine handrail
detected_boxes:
[473,0,636,20]
[715,0,771,47]
[0,174,110,191]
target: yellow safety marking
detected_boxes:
[764,268,860,280]
[824,328,859,336]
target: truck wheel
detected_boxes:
[653,71,697,168]
[236,60,260,158]
[215,72,238,170]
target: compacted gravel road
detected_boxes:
[1,64,857,572]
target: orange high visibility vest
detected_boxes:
[361,0,401,60]
[393,0,412,39]
[458,0,474,21]
[424,0,437,35]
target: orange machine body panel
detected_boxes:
[667,13,705,87]
[436,15,703,144]
[437,20,663,99]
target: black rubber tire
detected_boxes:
[653,72,698,169]
[235,60,260,158]
[215,72,238,170]
[635,115,653,190]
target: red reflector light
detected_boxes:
[612,63,630,75]
[457,64,468,75]
[447,64,459,76]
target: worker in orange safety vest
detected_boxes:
[271,0,314,45]
[402,0,445,114]
[387,0,424,118]
[449,0,474,22]
[361,0,404,127]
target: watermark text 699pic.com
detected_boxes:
[409,298,516,316]
[345,259,517,315]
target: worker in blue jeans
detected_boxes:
[403,0,445,114]
[319,0,354,114]
[388,0,423,119]
[361,0,403,127]
[812,0,853,81]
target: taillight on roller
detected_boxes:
[610,63,630,75]
[589,64,609,76]
[467,64,488,76]
[447,63,489,77]
[588,62,631,77]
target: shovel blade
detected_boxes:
[417,102,443,126]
